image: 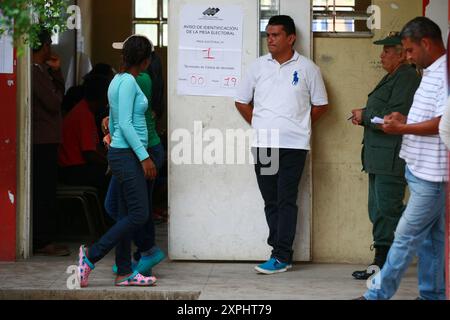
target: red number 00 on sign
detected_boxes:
[190,75,206,86]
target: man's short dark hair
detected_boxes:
[83,74,110,102]
[32,28,52,52]
[400,16,443,44]
[268,15,296,36]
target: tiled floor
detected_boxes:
[0,223,420,300]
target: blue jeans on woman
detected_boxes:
[364,166,446,300]
[87,147,150,276]
[104,143,165,261]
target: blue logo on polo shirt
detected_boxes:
[292,71,299,86]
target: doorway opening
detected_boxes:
[29,0,169,257]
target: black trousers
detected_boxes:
[254,148,308,264]
[33,144,59,250]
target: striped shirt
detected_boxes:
[399,55,448,182]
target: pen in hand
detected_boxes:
[347,115,355,121]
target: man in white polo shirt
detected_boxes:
[360,17,447,300]
[235,15,328,274]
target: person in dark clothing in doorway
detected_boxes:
[32,28,70,256]
[146,51,164,120]
[146,49,168,223]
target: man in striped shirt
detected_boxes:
[360,17,447,300]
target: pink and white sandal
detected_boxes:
[78,245,95,288]
[115,271,157,287]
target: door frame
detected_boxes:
[16,46,32,260]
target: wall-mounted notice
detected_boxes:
[177,5,243,97]
[0,33,14,74]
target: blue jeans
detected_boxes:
[88,147,149,276]
[104,143,165,260]
[364,166,446,300]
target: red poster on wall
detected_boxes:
[0,33,17,261]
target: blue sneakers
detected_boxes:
[112,260,138,275]
[112,248,165,276]
[136,248,166,276]
[255,258,292,275]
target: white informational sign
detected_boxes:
[0,32,14,74]
[177,5,243,97]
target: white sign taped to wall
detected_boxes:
[177,5,243,97]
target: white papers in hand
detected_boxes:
[371,117,385,125]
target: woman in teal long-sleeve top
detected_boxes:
[76,35,158,287]
[108,72,149,161]
[105,72,166,277]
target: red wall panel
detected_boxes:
[0,50,17,261]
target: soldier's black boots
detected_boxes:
[352,246,390,280]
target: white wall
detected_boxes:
[168,0,313,261]
[280,0,312,57]
[426,0,449,46]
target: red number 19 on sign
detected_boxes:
[223,77,237,87]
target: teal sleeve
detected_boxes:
[118,78,149,161]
